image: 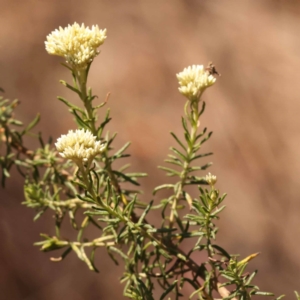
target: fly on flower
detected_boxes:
[205,62,220,76]
[176,64,217,101]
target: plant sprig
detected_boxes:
[0,23,297,300]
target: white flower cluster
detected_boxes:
[55,129,106,164]
[45,22,107,69]
[176,65,216,100]
[205,172,217,186]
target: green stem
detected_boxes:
[76,68,97,134]
[75,68,126,206]
[169,101,200,228]
[54,235,116,248]
[205,195,218,294]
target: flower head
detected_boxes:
[205,172,217,186]
[176,65,216,101]
[55,129,106,165]
[45,22,107,69]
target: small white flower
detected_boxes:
[55,129,105,164]
[176,65,216,100]
[205,172,217,186]
[45,22,107,69]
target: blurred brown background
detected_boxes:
[0,0,300,299]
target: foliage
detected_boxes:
[0,23,298,299]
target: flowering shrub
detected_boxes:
[0,22,299,300]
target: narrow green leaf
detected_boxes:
[54,247,72,261]
[59,80,82,95]
[113,170,140,186]
[138,201,153,225]
[159,280,177,300]
[60,62,73,71]
[211,244,231,259]
[153,184,174,195]
[21,114,41,135]
[33,208,47,221]
[200,131,213,145]
[72,109,91,130]
[170,147,187,161]
[108,246,129,260]
[3,168,10,178]
[250,291,274,296]
[245,270,257,286]
[211,205,226,216]
[124,172,147,178]
[97,109,111,138]
[158,166,181,176]
[190,152,213,162]
[114,142,131,156]
[123,196,137,216]
[165,158,183,167]
[170,132,185,150]
[11,120,23,126]
[181,116,189,134]
[107,132,118,148]
[94,101,106,109]
[57,97,84,113]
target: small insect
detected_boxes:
[205,62,220,76]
